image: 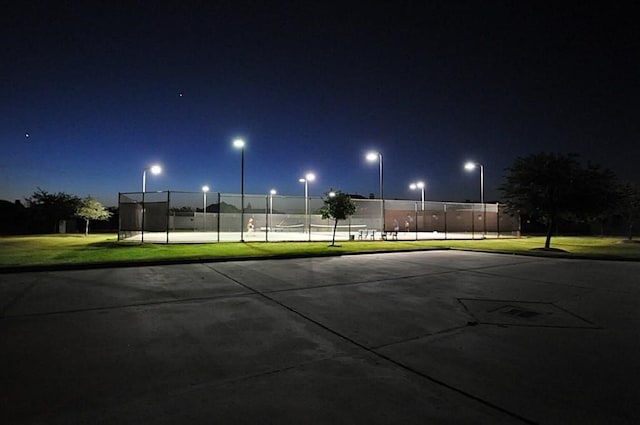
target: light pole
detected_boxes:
[202,185,209,231]
[409,181,425,210]
[233,138,245,242]
[464,161,485,238]
[366,151,384,230]
[269,189,276,230]
[141,164,161,243]
[299,173,315,234]
[365,151,383,200]
[142,164,162,192]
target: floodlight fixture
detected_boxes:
[365,151,383,200]
[233,138,246,242]
[142,164,162,192]
[300,173,316,236]
[202,185,210,230]
[464,160,485,237]
[409,181,425,210]
[464,161,477,171]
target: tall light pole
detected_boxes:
[409,181,425,210]
[464,161,485,238]
[142,164,162,192]
[269,189,276,230]
[366,151,383,200]
[141,164,161,243]
[233,138,246,242]
[202,185,209,231]
[299,173,315,234]
[269,189,276,215]
[366,151,384,230]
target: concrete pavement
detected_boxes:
[1,251,639,424]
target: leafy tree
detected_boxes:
[617,181,640,241]
[76,197,112,236]
[499,153,617,249]
[26,188,82,233]
[573,163,619,235]
[320,189,357,246]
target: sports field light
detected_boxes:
[142,164,162,192]
[409,181,425,210]
[365,151,383,200]
[202,185,210,231]
[299,173,315,236]
[269,188,277,214]
[233,138,246,242]
[269,188,277,228]
[366,151,384,230]
[464,161,485,238]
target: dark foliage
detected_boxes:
[25,188,82,233]
[500,153,618,248]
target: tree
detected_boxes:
[617,181,640,241]
[27,188,82,233]
[76,197,112,236]
[572,163,619,235]
[499,152,617,249]
[320,189,357,246]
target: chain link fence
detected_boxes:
[119,191,519,243]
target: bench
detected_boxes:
[381,230,398,240]
[357,229,376,240]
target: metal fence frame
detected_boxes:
[118,191,519,243]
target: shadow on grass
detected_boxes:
[531,247,569,253]
[87,241,152,249]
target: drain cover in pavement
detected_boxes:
[459,299,597,328]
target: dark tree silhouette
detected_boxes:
[617,181,640,241]
[26,188,82,233]
[500,153,617,249]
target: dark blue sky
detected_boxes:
[2,1,638,206]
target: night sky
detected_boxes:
[2,1,638,207]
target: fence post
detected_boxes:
[141,191,145,244]
[444,203,447,240]
[265,195,269,242]
[217,192,221,243]
[166,191,170,244]
[117,193,121,241]
[415,202,418,241]
[496,202,500,239]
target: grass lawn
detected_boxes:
[1,234,639,270]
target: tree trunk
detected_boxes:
[545,218,554,249]
[331,219,338,246]
[85,219,90,236]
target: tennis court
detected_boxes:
[119,191,519,243]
